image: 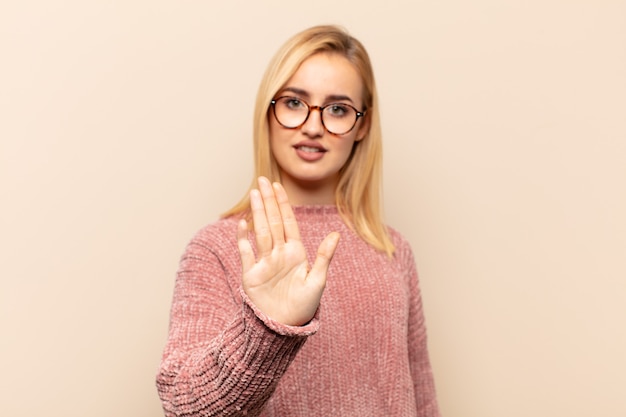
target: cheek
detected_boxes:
[268,117,277,142]
[335,140,359,168]
[339,141,355,157]
[338,135,359,155]
[268,118,290,145]
[268,121,281,152]
[268,123,293,164]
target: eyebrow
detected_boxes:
[280,87,355,104]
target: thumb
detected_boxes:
[307,232,340,287]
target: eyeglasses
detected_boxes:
[270,96,366,135]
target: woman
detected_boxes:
[156,25,440,416]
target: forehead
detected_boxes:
[281,52,364,102]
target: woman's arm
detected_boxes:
[156,231,318,417]
[404,242,441,417]
[157,177,339,417]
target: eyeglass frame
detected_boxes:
[270,96,367,135]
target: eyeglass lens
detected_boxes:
[273,97,360,135]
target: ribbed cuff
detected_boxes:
[239,287,320,337]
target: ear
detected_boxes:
[355,113,371,142]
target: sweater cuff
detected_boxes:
[239,287,320,337]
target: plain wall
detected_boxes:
[1,1,625,416]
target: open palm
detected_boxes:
[237,177,339,327]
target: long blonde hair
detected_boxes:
[223,25,394,256]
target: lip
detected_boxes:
[293,141,327,162]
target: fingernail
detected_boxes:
[250,189,261,205]
[257,177,271,192]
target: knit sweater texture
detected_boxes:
[156,206,440,416]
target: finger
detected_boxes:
[307,232,340,288]
[273,182,301,242]
[258,176,285,246]
[250,188,272,257]
[237,219,255,273]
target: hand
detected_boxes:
[237,177,340,327]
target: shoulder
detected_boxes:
[184,216,240,255]
[386,225,417,267]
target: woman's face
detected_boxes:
[269,52,369,200]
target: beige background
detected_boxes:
[1,1,625,416]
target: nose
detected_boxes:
[300,106,325,137]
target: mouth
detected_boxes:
[295,145,326,153]
[293,142,327,153]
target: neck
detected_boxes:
[279,174,337,206]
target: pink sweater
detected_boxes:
[157,206,440,416]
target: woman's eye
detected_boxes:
[285,98,304,109]
[327,104,349,117]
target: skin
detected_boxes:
[268,52,369,205]
[237,52,370,326]
[238,177,339,326]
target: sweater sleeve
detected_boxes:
[156,226,318,417]
[402,241,441,417]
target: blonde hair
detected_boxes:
[223,25,395,256]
